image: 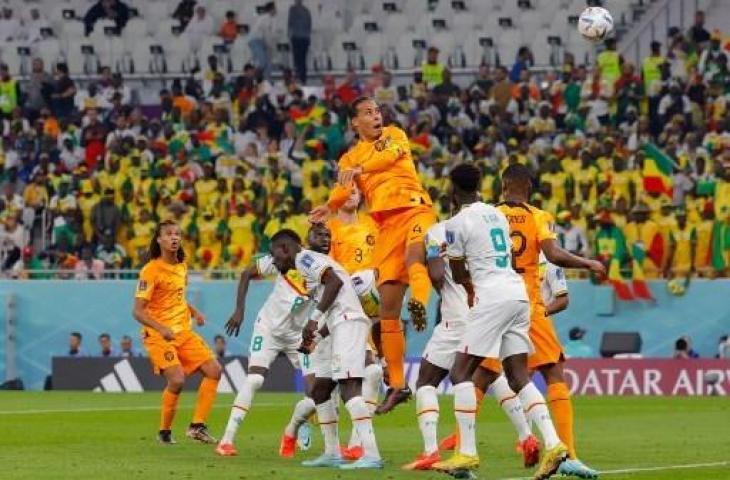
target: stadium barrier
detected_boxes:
[50,356,730,397]
[2,279,729,390]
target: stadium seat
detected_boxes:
[361,33,385,69]
[496,28,522,67]
[130,36,155,75]
[142,0,170,26]
[0,42,24,75]
[123,18,147,41]
[393,33,423,70]
[452,11,478,32]
[229,35,252,72]
[34,38,63,72]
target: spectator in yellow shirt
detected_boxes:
[665,207,696,278]
[225,202,258,265]
[303,171,329,207]
[195,163,218,209]
[694,204,716,276]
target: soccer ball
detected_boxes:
[578,7,614,41]
[666,278,687,296]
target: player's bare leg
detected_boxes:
[541,362,598,479]
[375,281,410,414]
[281,373,317,458]
[158,365,185,445]
[402,360,449,470]
[502,354,567,479]
[217,365,268,455]
[187,359,221,444]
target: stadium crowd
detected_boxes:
[0,14,729,281]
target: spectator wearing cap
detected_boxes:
[83,0,130,36]
[288,0,312,84]
[555,210,589,257]
[422,46,445,89]
[564,327,594,358]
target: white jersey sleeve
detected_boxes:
[427,222,469,325]
[295,250,330,287]
[540,253,568,307]
[255,254,278,277]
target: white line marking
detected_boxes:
[499,461,730,480]
[0,402,286,415]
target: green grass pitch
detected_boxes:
[1,392,728,479]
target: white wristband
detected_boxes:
[309,309,324,323]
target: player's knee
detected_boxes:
[449,371,469,385]
[505,371,528,394]
[166,375,185,393]
[246,373,265,393]
[311,385,331,404]
[205,361,223,380]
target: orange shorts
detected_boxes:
[143,329,214,375]
[479,305,564,373]
[371,205,437,286]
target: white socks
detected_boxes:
[316,399,340,456]
[453,381,477,456]
[348,363,383,448]
[518,382,561,449]
[221,373,264,444]
[488,374,532,441]
[345,396,381,459]
[416,385,439,454]
[284,396,316,438]
[362,363,383,414]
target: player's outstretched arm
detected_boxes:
[301,268,342,344]
[132,298,174,341]
[225,264,259,337]
[541,239,606,277]
[309,184,351,223]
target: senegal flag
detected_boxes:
[642,143,676,197]
[709,221,730,272]
[290,103,326,130]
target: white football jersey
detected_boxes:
[295,249,367,327]
[425,222,469,324]
[255,255,312,335]
[446,202,528,302]
[539,252,568,307]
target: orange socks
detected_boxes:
[192,377,219,424]
[160,389,180,430]
[380,318,406,389]
[547,382,576,459]
[407,263,432,306]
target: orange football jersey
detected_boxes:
[332,125,432,214]
[497,202,556,309]
[135,258,191,337]
[327,214,379,274]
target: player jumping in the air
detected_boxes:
[270,229,383,469]
[430,164,568,479]
[326,187,384,460]
[133,220,222,445]
[216,224,332,458]
[402,219,540,471]
[310,97,437,413]
[472,164,603,478]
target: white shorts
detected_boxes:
[422,320,466,371]
[458,299,532,360]
[313,319,369,381]
[248,322,313,376]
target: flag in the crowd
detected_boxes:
[642,143,675,197]
[630,257,655,301]
[290,103,326,129]
[709,220,730,271]
[608,258,634,300]
[409,132,431,156]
